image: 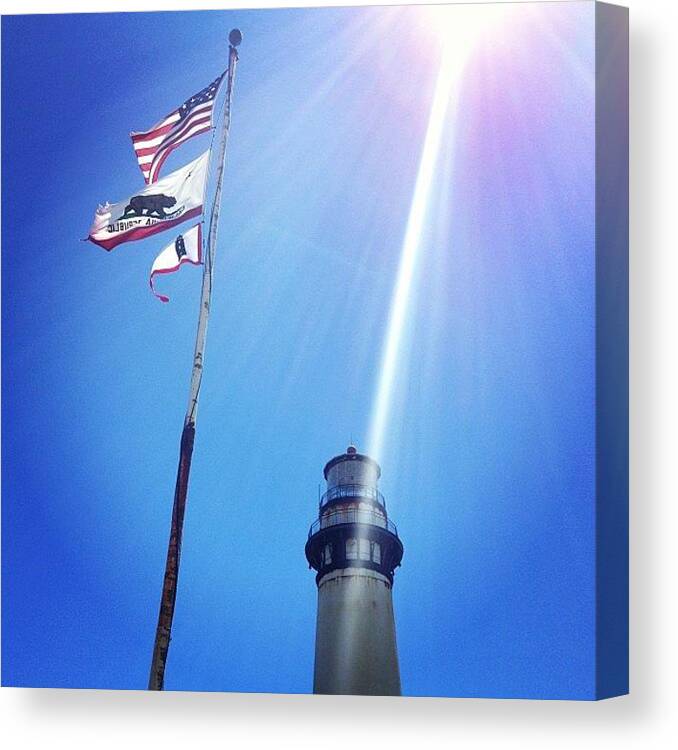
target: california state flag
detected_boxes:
[88,151,209,251]
[150,224,202,303]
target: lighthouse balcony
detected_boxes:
[308,510,398,538]
[320,483,385,510]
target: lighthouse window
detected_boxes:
[372,542,381,564]
[323,544,332,565]
[346,538,358,560]
[359,538,371,560]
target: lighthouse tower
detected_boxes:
[305,446,404,695]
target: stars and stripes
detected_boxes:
[131,73,224,184]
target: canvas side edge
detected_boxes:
[594,0,629,701]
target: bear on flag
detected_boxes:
[149,224,203,303]
[88,151,209,251]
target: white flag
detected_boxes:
[88,151,209,251]
[150,224,202,303]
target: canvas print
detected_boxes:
[1,2,629,699]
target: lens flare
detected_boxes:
[366,6,512,463]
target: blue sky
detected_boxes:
[2,3,597,697]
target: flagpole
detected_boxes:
[148,29,242,692]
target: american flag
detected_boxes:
[131,73,224,184]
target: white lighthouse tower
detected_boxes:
[305,446,404,695]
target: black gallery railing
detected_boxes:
[319,483,385,509]
[309,508,398,539]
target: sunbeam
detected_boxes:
[365,5,515,464]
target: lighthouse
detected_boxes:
[305,446,404,695]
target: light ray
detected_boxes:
[366,6,513,463]
[366,48,458,462]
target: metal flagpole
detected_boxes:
[148,28,242,692]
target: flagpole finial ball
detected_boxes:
[229,29,243,47]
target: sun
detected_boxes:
[416,2,515,53]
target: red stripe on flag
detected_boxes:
[131,121,177,144]
[134,114,212,158]
[132,102,212,146]
[156,111,212,150]
[88,206,203,251]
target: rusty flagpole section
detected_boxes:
[148,29,242,691]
